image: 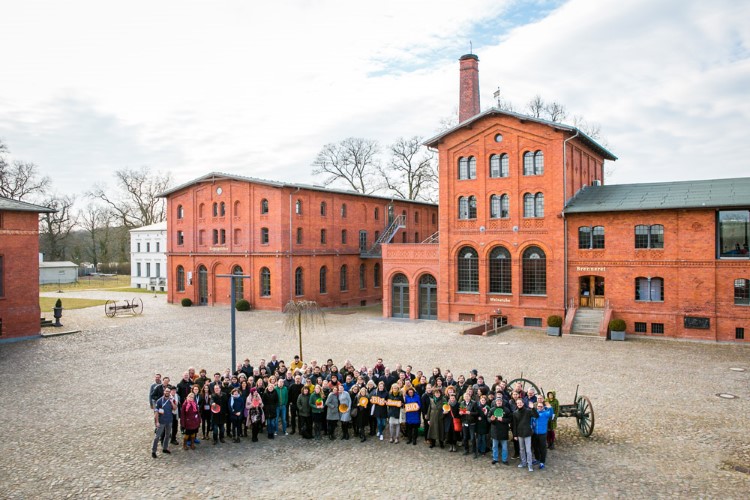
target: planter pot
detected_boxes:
[53,307,63,327]
[610,330,626,341]
[547,326,561,336]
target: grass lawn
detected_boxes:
[40,275,130,292]
[39,297,108,313]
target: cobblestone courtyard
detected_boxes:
[1,291,748,498]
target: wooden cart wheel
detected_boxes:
[131,297,144,315]
[576,395,595,437]
[507,378,542,397]
[105,300,117,318]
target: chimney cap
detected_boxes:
[459,53,479,62]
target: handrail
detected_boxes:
[361,214,406,257]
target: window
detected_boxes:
[524,318,543,327]
[177,205,184,219]
[737,327,745,340]
[320,201,327,216]
[523,152,534,175]
[635,224,664,249]
[340,265,348,291]
[233,201,240,217]
[414,212,419,223]
[490,194,509,219]
[212,229,219,245]
[341,229,347,245]
[458,156,477,180]
[489,154,509,178]
[458,196,477,219]
[359,230,368,252]
[146,263,151,277]
[534,151,544,175]
[177,231,184,245]
[651,323,664,334]
[341,203,347,218]
[137,243,141,252]
[233,229,241,245]
[319,266,327,294]
[457,246,479,292]
[156,242,160,252]
[359,263,366,289]
[374,207,379,220]
[261,228,269,245]
[734,279,750,305]
[634,322,647,333]
[592,226,605,249]
[261,199,269,214]
[220,229,226,245]
[320,229,327,244]
[260,267,271,296]
[414,232,419,242]
[212,203,218,217]
[176,265,185,292]
[489,246,511,294]
[233,266,244,300]
[296,227,303,245]
[523,193,544,217]
[219,202,225,216]
[635,277,664,302]
[146,242,150,252]
[295,199,302,215]
[522,246,546,295]
[295,267,304,296]
[373,263,381,288]
[136,263,141,277]
[718,210,750,258]
[199,203,205,218]
[579,226,605,249]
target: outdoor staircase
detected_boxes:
[361,214,406,258]
[40,317,53,327]
[570,308,604,336]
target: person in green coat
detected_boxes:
[546,390,560,449]
[275,379,289,435]
[297,385,312,439]
[425,388,446,448]
[310,385,325,440]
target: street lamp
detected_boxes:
[216,273,251,370]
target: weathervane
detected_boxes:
[494,86,501,107]
[470,40,473,54]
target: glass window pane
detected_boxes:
[457,247,479,292]
[592,226,605,249]
[500,154,509,177]
[579,226,592,249]
[635,225,649,248]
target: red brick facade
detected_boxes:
[0,206,45,340]
[163,175,438,311]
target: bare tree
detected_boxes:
[545,101,568,122]
[378,136,437,202]
[78,202,114,269]
[39,194,77,261]
[88,166,172,228]
[312,138,380,194]
[0,139,50,200]
[283,300,325,362]
[526,94,546,118]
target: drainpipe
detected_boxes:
[562,129,579,314]
[289,187,301,301]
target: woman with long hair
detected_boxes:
[181,391,201,450]
[246,392,264,442]
[309,384,325,440]
[199,383,212,439]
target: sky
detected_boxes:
[1,0,748,200]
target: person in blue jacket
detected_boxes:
[531,400,555,469]
[228,388,245,443]
[403,387,421,445]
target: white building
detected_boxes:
[130,221,167,291]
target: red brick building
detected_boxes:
[0,196,55,342]
[160,173,437,310]
[381,53,749,342]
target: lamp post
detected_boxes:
[216,273,251,371]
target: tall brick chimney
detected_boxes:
[458,53,480,123]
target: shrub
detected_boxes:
[609,318,626,331]
[235,299,251,311]
[547,315,563,328]
[181,298,193,307]
[54,299,63,309]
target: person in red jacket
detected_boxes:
[181,390,201,450]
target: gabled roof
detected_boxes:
[564,177,750,214]
[423,107,617,161]
[157,172,438,207]
[0,196,56,213]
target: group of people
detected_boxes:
[150,355,560,471]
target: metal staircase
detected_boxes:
[361,215,406,258]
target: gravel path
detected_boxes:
[1,291,748,498]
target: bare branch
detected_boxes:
[0,160,50,201]
[283,300,325,362]
[311,138,380,194]
[377,136,437,202]
[526,94,546,118]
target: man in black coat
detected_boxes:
[288,375,304,435]
[512,398,539,471]
[210,383,228,444]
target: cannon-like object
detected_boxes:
[104,297,144,317]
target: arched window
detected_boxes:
[296,227,303,244]
[341,229,347,244]
[374,207,379,220]
[414,211,419,223]
[320,201,327,216]
[458,156,477,180]
[233,265,244,300]
[219,202,226,216]
[260,267,271,296]
[373,263,381,288]
[320,229,327,244]
[490,194,509,219]
[522,246,546,295]
[212,202,218,217]
[578,226,592,249]
[176,265,185,292]
[359,263,366,289]
[500,153,509,177]
[468,196,477,219]
[260,199,268,214]
[457,246,479,292]
[635,224,664,248]
[295,199,302,215]
[523,193,544,217]
[340,265,348,291]
[459,197,468,219]
[523,152,534,175]
[468,156,476,179]
[734,278,750,305]
[177,205,184,219]
[260,227,269,244]
[319,266,327,294]
[233,201,240,217]
[535,193,544,217]
[489,154,509,178]
[635,277,664,302]
[534,151,544,175]
[489,246,511,294]
[198,203,205,218]
[592,226,605,249]
[295,267,304,296]
[212,229,219,245]
[341,203,347,218]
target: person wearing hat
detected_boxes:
[210,383,228,444]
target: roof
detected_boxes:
[0,196,56,213]
[564,177,750,214]
[130,221,167,232]
[39,261,79,268]
[423,107,618,161]
[157,172,438,207]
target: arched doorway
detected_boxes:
[579,275,605,308]
[198,265,208,305]
[418,274,437,320]
[391,273,409,318]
